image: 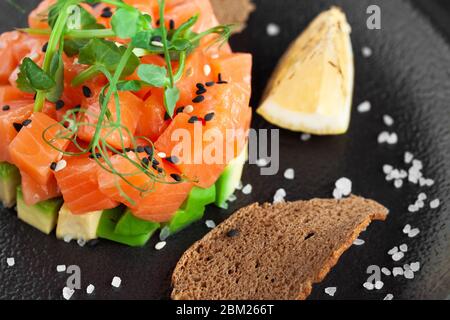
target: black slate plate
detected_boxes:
[1,0,449,300]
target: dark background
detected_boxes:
[0,0,449,300]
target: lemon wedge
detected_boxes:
[257,7,354,135]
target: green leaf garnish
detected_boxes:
[164,87,180,118]
[46,51,65,102]
[116,80,142,92]
[137,64,167,88]
[17,58,56,93]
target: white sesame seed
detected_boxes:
[408,228,420,238]
[404,270,414,279]
[111,276,122,288]
[381,267,392,276]
[393,267,404,277]
[205,220,216,229]
[362,46,373,58]
[157,152,167,158]
[266,23,280,36]
[155,241,167,251]
[86,284,95,295]
[399,244,408,253]
[335,177,352,196]
[6,257,15,267]
[363,282,374,290]
[353,238,365,246]
[300,133,311,141]
[256,158,269,167]
[203,64,211,76]
[242,184,252,195]
[410,262,420,272]
[374,281,384,290]
[430,199,440,209]
[151,41,163,47]
[404,152,414,164]
[357,101,371,113]
[62,287,75,300]
[383,115,394,126]
[392,252,404,262]
[283,168,295,180]
[54,160,67,172]
[183,105,194,114]
[383,294,394,300]
[388,246,398,255]
[56,265,66,272]
[383,165,393,174]
[324,287,337,297]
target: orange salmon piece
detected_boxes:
[21,171,60,206]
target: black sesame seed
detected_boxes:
[226,229,239,237]
[157,167,163,173]
[2,105,10,111]
[170,173,182,182]
[164,112,171,121]
[50,162,57,171]
[22,119,32,127]
[196,83,205,90]
[89,153,102,159]
[169,19,175,30]
[156,19,160,26]
[152,159,160,166]
[13,123,23,132]
[82,86,92,98]
[205,81,215,87]
[141,157,150,167]
[55,100,65,110]
[151,35,162,43]
[33,93,37,100]
[188,116,199,124]
[87,239,100,247]
[101,7,113,18]
[196,88,207,95]
[192,95,205,103]
[136,146,145,153]
[175,107,185,115]
[87,2,101,8]
[204,112,215,122]
[144,146,153,156]
[124,147,132,152]
[42,42,48,53]
[165,156,179,164]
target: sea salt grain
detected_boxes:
[332,188,343,200]
[62,287,75,300]
[242,184,252,195]
[56,265,66,272]
[374,281,384,290]
[394,179,403,189]
[408,228,420,238]
[155,241,167,251]
[399,244,408,252]
[430,199,440,209]
[324,287,337,297]
[301,133,311,141]
[266,23,280,36]
[256,158,269,167]
[335,177,352,196]
[392,252,404,262]
[111,276,122,288]
[6,257,15,267]
[205,220,216,229]
[362,46,373,57]
[410,262,420,272]
[378,131,389,144]
[228,194,237,202]
[273,188,287,203]
[363,282,374,290]
[387,132,398,145]
[381,267,392,276]
[353,239,365,246]
[357,101,371,113]
[383,115,394,126]
[388,246,398,255]
[284,168,295,180]
[383,294,394,300]
[404,270,415,279]
[404,152,414,164]
[86,284,95,295]
[393,267,404,277]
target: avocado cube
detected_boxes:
[215,148,247,209]
[97,208,158,247]
[115,209,160,236]
[56,204,102,241]
[0,162,21,208]
[16,186,62,234]
[167,185,216,234]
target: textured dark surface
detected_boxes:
[1,0,449,300]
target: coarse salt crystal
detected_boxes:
[324,287,337,297]
[374,281,384,290]
[111,276,122,288]
[393,267,404,277]
[430,199,440,209]
[381,267,391,276]
[242,184,252,195]
[266,23,280,36]
[284,168,295,180]
[383,115,394,126]
[404,152,414,164]
[392,252,404,262]
[236,181,243,190]
[399,244,408,252]
[357,101,371,113]
[332,188,343,200]
[62,287,75,300]
[387,132,398,145]
[408,228,420,238]
[404,270,414,279]
[353,239,365,246]
[378,131,389,144]
[383,294,394,300]
[301,133,311,141]
[56,265,66,272]
[363,282,374,290]
[228,194,237,202]
[418,193,427,201]
[410,262,420,272]
[6,257,15,267]
[408,205,418,213]
[388,246,398,255]
[403,224,411,234]
[335,177,352,196]
[394,179,403,189]
[362,46,373,57]
[256,158,269,167]
[273,188,287,203]
[205,220,216,229]
[383,165,393,174]
[155,241,167,251]
[86,284,95,295]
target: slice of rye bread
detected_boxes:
[171,195,388,300]
[210,0,255,33]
